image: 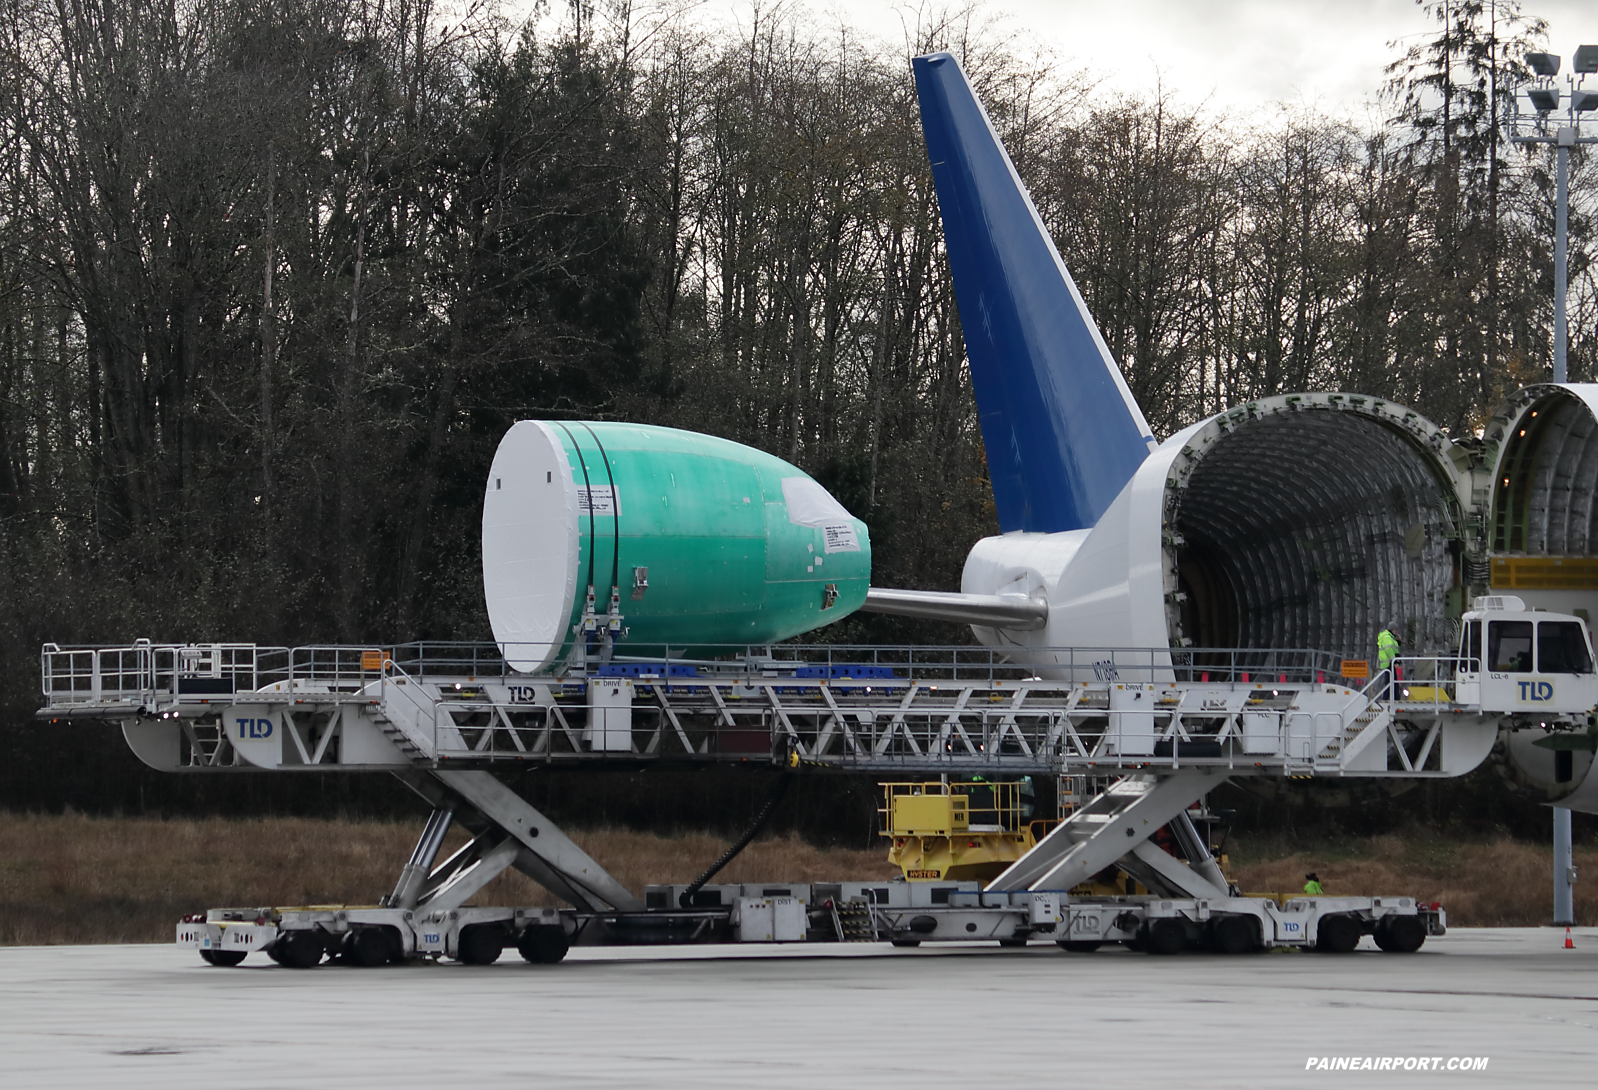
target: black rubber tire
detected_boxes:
[998,938,1028,948]
[265,941,287,966]
[1143,918,1187,955]
[458,924,505,966]
[1056,940,1102,953]
[344,927,396,968]
[1373,914,1426,953]
[1211,915,1257,955]
[1316,913,1361,954]
[516,925,571,964]
[275,929,326,969]
[199,948,247,967]
[889,938,921,948]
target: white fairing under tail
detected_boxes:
[963,424,1197,679]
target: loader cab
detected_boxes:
[1455,595,1598,714]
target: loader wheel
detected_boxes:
[516,925,570,964]
[344,927,397,968]
[458,924,505,966]
[199,949,247,967]
[1142,918,1187,955]
[1211,915,1258,955]
[1056,941,1102,953]
[276,929,326,969]
[1373,914,1426,953]
[1315,914,1360,953]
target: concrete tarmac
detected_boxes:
[2,929,1594,1088]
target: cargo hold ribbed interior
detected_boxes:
[1169,411,1458,661]
[1494,391,1598,555]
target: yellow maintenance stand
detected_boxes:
[880,779,1051,883]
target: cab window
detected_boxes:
[1537,621,1593,674]
[1488,621,1533,672]
[1460,620,1482,671]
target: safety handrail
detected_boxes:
[380,657,440,757]
[1387,655,1482,712]
[36,639,1397,707]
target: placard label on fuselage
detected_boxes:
[578,486,621,516]
[822,523,859,553]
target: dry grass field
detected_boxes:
[0,812,898,945]
[0,812,1591,945]
[1229,831,1598,927]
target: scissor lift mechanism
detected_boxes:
[44,640,1566,964]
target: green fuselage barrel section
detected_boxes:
[482,420,870,670]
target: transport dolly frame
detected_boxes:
[39,640,1459,966]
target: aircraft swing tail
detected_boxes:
[911,52,1155,534]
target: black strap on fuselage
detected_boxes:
[553,422,598,595]
[576,422,622,597]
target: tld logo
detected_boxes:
[236,717,274,739]
[1517,680,1555,702]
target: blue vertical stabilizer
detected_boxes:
[913,52,1154,533]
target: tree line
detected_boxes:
[0,0,1589,832]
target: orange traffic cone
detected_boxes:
[1565,928,1576,950]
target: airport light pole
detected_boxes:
[1508,46,1598,383]
[1506,45,1598,928]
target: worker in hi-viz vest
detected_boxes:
[1303,872,1324,896]
[1377,622,1402,681]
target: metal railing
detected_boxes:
[41,641,274,706]
[39,639,1503,777]
[1386,656,1482,711]
[43,639,1362,706]
[42,642,396,707]
[880,780,1030,834]
[589,643,1347,686]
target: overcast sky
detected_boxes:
[682,0,1598,119]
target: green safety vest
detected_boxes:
[1377,630,1399,667]
[1304,880,1324,895]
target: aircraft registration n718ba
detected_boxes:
[860,52,1598,814]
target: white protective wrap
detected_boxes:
[481,421,581,673]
